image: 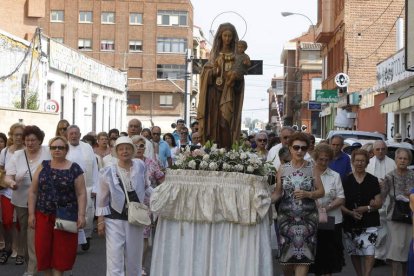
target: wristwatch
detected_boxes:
[367,205,371,213]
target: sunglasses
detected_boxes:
[136,144,145,149]
[59,127,67,131]
[181,132,188,135]
[50,146,66,151]
[291,145,308,152]
[257,139,267,143]
[152,133,161,136]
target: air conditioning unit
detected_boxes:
[347,112,357,119]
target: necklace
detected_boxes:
[291,160,306,170]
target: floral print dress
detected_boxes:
[278,161,318,265]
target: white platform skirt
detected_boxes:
[150,170,273,276]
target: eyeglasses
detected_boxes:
[13,133,23,137]
[375,148,386,151]
[50,146,66,151]
[136,144,145,149]
[180,132,188,135]
[59,127,67,131]
[257,139,268,143]
[291,145,308,152]
[152,133,161,136]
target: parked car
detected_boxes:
[326,130,385,141]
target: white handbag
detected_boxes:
[54,218,78,233]
[118,165,151,226]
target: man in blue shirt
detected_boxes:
[328,135,352,182]
[172,119,185,144]
[152,126,172,168]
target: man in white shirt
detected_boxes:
[366,140,396,264]
[127,119,154,159]
[267,127,294,171]
[66,125,99,251]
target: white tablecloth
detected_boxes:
[150,170,273,276]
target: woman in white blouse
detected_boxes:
[95,136,152,276]
[310,143,345,275]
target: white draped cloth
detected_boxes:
[150,170,273,276]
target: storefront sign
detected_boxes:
[377,49,414,89]
[308,101,322,110]
[315,89,339,103]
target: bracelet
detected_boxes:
[97,221,105,226]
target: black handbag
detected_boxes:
[391,176,412,224]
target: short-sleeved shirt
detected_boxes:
[36,160,83,220]
[343,173,381,230]
[157,140,171,168]
[329,152,352,182]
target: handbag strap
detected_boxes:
[117,165,132,205]
[23,150,32,182]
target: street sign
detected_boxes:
[308,101,322,110]
[315,89,339,103]
[335,73,350,87]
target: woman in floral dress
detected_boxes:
[272,132,324,276]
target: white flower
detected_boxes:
[240,152,248,160]
[175,159,183,166]
[188,160,197,169]
[200,161,209,169]
[223,163,231,171]
[211,144,218,151]
[247,165,254,173]
[219,148,226,154]
[209,162,218,170]
[235,164,244,172]
[203,154,210,161]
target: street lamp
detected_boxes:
[281,12,316,41]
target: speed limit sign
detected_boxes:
[44,100,60,113]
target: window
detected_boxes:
[78,39,92,50]
[129,40,143,52]
[127,95,140,105]
[52,37,64,43]
[157,64,185,79]
[157,38,187,53]
[160,95,173,107]
[101,12,115,24]
[128,67,143,79]
[129,13,143,25]
[51,10,64,22]
[101,40,115,51]
[157,10,188,26]
[79,11,93,23]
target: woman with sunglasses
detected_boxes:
[254,131,268,161]
[131,135,164,275]
[55,120,70,138]
[28,136,86,276]
[272,132,324,276]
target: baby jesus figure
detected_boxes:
[226,40,251,87]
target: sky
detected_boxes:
[191,0,317,123]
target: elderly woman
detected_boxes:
[381,148,414,276]
[28,136,86,276]
[96,136,151,275]
[272,132,324,276]
[254,131,268,161]
[5,125,51,274]
[342,149,382,276]
[132,135,164,275]
[0,123,25,265]
[309,144,345,275]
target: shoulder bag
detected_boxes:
[391,175,412,224]
[117,165,151,227]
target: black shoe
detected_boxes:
[81,238,91,251]
[373,259,386,267]
[0,250,12,265]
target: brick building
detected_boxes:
[37,0,193,131]
[280,28,322,136]
[316,0,405,137]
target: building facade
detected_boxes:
[38,0,194,131]
[316,0,405,137]
[0,28,127,140]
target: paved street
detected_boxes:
[2,230,392,276]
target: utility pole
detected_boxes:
[183,49,192,126]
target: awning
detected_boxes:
[380,87,414,113]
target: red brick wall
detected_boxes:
[356,93,387,133]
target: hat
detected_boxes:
[113,136,136,158]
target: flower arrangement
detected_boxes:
[172,141,276,177]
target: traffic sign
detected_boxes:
[44,100,59,113]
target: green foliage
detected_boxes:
[13,92,39,110]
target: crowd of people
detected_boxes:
[1,119,414,275]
